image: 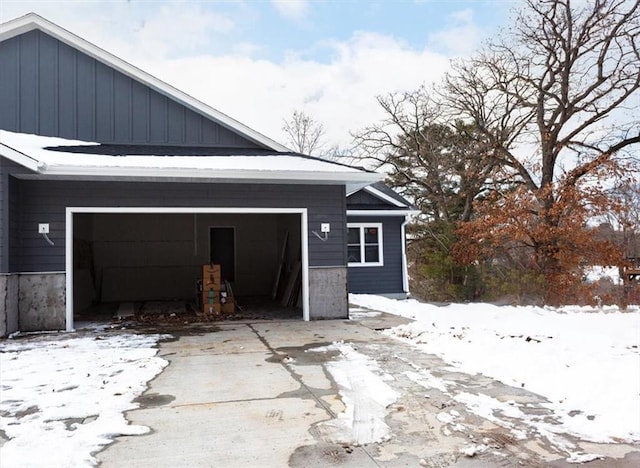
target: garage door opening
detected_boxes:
[65,208,308,331]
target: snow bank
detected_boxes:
[349,294,640,444]
[0,333,169,467]
[310,342,398,445]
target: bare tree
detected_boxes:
[352,87,504,301]
[352,87,502,223]
[281,110,327,155]
[446,0,640,303]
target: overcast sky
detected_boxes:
[1,0,520,150]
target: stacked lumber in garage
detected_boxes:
[279,261,302,307]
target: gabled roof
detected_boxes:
[346,181,418,216]
[0,130,381,191]
[348,182,413,207]
[366,182,413,207]
[0,13,289,152]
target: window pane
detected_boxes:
[348,246,361,263]
[364,245,379,262]
[348,227,360,244]
[364,227,378,244]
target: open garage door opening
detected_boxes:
[66,208,307,330]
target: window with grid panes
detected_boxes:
[347,223,383,266]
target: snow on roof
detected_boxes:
[0,130,381,188]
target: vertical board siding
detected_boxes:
[113,72,131,141]
[8,178,346,272]
[347,215,405,294]
[0,38,19,130]
[185,111,201,143]
[130,80,149,142]
[167,100,185,143]
[75,51,95,138]
[18,32,38,133]
[95,61,114,141]
[0,30,262,148]
[57,43,76,139]
[37,33,57,136]
[148,92,168,143]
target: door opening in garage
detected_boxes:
[66,208,308,330]
[210,227,235,282]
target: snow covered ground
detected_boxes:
[349,295,640,451]
[0,333,168,468]
[1,299,638,466]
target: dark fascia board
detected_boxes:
[0,13,291,152]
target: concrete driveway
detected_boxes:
[96,313,640,468]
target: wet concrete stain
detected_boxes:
[277,385,336,400]
[289,442,374,467]
[61,415,98,431]
[134,393,176,408]
[266,342,338,365]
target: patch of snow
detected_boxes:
[584,266,621,285]
[405,369,451,393]
[436,411,456,424]
[460,444,489,457]
[0,333,169,467]
[349,294,640,447]
[0,130,363,174]
[309,341,398,445]
[454,391,606,463]
[566,452,604,463]
[349,309,382,319]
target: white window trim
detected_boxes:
[347,222,384,267]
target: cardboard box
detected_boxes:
[202,283,222,293]
[202,302,221,315]
[221,300,235,315]
[202,285,220,310]
[202,264,221,286]
[202,289,219,303]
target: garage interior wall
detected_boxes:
[73,212,301,310]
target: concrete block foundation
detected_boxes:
[308,266,348,319]
[18,273,66,332]
[1,274,19,337]
[1,265,349,336]
[1,272,66,337]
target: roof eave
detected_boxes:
[347,209,421,216]
[0,143,44,172]
[35,164,382,185]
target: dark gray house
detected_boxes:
[0,14,413,336]
[347,183,416,298]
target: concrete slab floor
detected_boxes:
[96,315,640,468]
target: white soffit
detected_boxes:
[363,185,409,207]
[347,209,420,216]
